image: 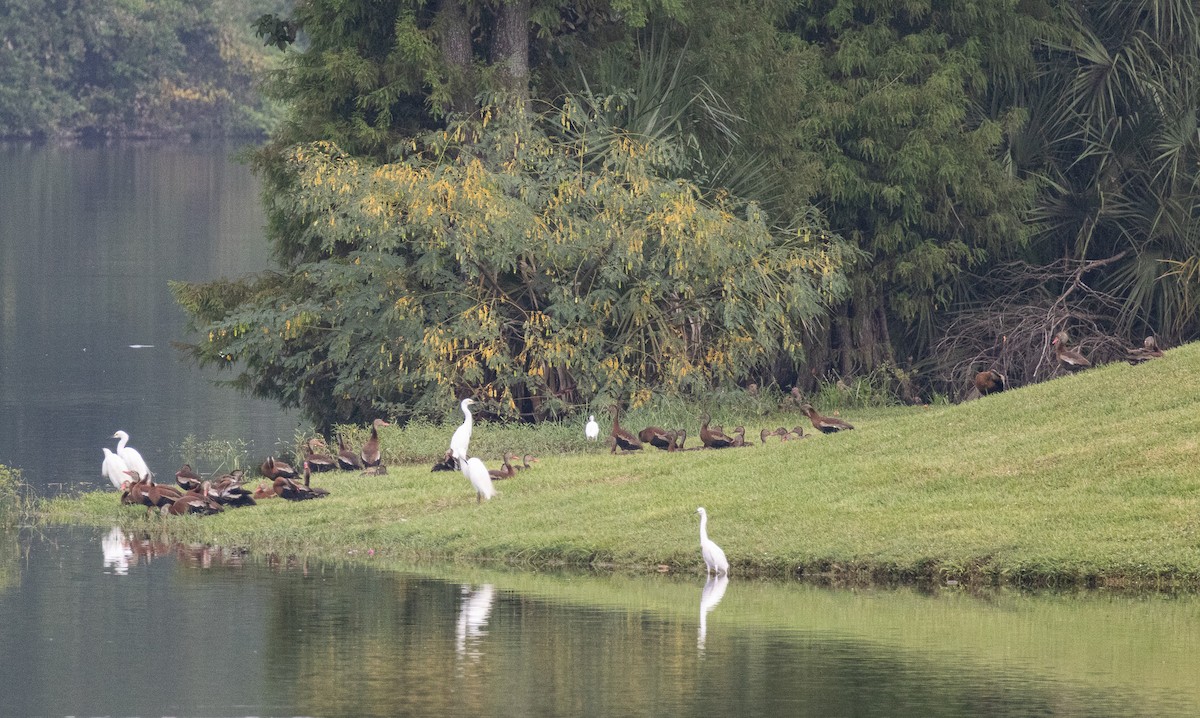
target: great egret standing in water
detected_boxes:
[112,430,151,480]
[695,507,729,576]
[101,448,130,489]
[462,456,496,503]
[584,414,599,441]
[449,398,476,461]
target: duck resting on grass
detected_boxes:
[639,425,675,451]
[1127,336,1164,365]
[361,418,391,467]
[973,369,1006,396]
[1052,330,1091,371]
[699,414,735,449]
[337,434,362,470]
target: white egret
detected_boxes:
[695,507,729,576]
[449,398,476,461]
[112,430,151,479]
[100,447,130,490]
[462,456,496,503]
[584,414,599,441]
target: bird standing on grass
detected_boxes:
[450,398,476,461]
[695,507,729,577]
[585,414,600,441]
[462,456,496,503]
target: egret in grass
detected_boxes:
[584,414,599,441]
[100,448,130,489]
[462,456,496,503]
[112,430,151,480]
[449,398,476,462]
[695,507,729,576]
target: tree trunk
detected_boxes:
[490,0,530,112]
[436,0,474,115]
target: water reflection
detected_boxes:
[455,584,496,665]
[99,527,132,575]
[4,527,1200,717]
[697,574,728,653]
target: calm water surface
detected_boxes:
[3,146,1200,718]
[1,526,1198,717]
[0,144,300,491]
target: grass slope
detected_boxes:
[40,342,1200,585]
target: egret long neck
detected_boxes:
[115,433,128,451]
[699,513,709,543]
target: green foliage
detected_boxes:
[0,464,30,527]
[0,0,288,138]
[174,434,251,475]
[176,105,850,426]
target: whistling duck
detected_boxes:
[361,464,388,476]
[1127,336,1164,365]
[585,414,600,441]
[304,438,337,472]
[210,474,256,507]
[695,507,729,577]
[609,405,643,453]
[791,426,806,440]
[730,426,750,447]
[489,452,517,480]
[759,428,774,444]
[639,426,674,451]
[260,456,297,480]
[699,414,735,449]
[449,399,475,462]
[1052,331,1090,370]
[674,429,687,450]
[337,434,362,470]
[252,482,276,500]
[112,430,151,480]
[101,448,130,489]
[361,418,391,467]
[273,465,329,500]
[514,454,539,471]
[800,404,854,433]
[663,430,678,452]
[462,456,496,503]
[973,369,1006,396]
[167,481,223,516]
[175,464,202,492]
[123,471,183,515]
[431,450,458,472]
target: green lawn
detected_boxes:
[39,341,1200,586]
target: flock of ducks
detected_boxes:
[101,421,394,516]
[973,331,1165,397]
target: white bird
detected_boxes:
[100,447,130,490]
[449,398,476,462]
[584,414,599,441]
[696,507,729,576]
[112,430,151,480]
[462,456,496,503]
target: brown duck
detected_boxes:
[973,369,1006,396]
[639,426,675,451]
[800,404,854,434]
[360,418,391,467]
[1052,331,1090,370]
[1127,336,1164,365]
[337,434,363,470]
[260,456,297,480]
[167,481,223,516]
[304,438,338,472]
[609,405,643,453]
[699,414,736,449]
[174,464,203,492]
[488,452,517,480]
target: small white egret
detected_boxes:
[100,447,130,490]
[695,507,729,576]
[584,414,599,441]
[461,456,496,503]
[449,398,476,461]
[112,430,151,480]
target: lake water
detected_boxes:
[3,145,1200,718]
[1,525,1198,717]
[0,143,300,491]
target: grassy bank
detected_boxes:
[40,342,1200,586]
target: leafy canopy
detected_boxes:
[175,103,849,425]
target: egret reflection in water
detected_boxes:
[455,584,496,664]
[100,527,133,575]
[698,574,729,653]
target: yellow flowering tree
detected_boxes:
[175,105,849,425]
